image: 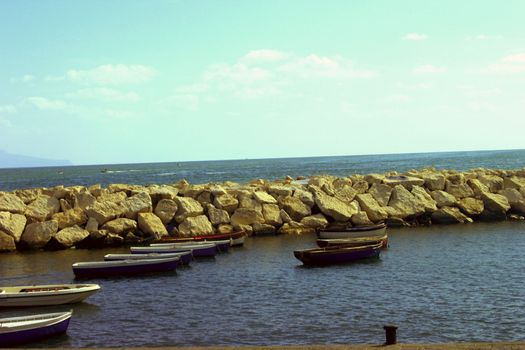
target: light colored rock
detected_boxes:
[431,190,457,208]
[231,208,265,227]
[137,212,168,237]
[13,189,40,204]
[300,214,328,229]
[252,223,276,235]
[217,224,235,234]
[89,229,107,241]
[293,189,315,207]
[51,208,87,230]
[238,196,262,212]
[174,197,204,223]
[196,191,213,206]
[278,222,315,235]
[503,176,525,190]
[352,180,369,194]
[351,212,373,226]
[154,199,178,224]
[431,207,470,224]
[21,220,58,249]
[85,217,98,233]
[267,184,294,197]
[480,193,510,219]
[253,191,277,204]
[88,184,103,197]
[333,177,353,190]
[98,191,127,204]
[368,183,392,207]
[388,185,425,218]
[457,198,484,216]
[59,198,72,212]
[445,180,474,199]
[0,211,26,242]
[0,231,16,251]
[422,173,446,191]
[25,195,60,222]
[383,175,425,190]
[310,185,357,221]
[280,209,293,223]
[213,193,239,214]
[334,185,357,204]
[411,186,437,212]
[101,218,138,236]
[104,232,124,246]
[279,196,311,221]
[498,188,523,206]
[467,179,490,197]
[210,185,227,196]
[260,204,281,226]
[85,201,125,225]
[148,185,179,203]
[478,174,504,193]
[364,174,384,185]
[178,215,214,236]
[207,204,230,225]
[75,192,96,211]
[355,193,388,222]
[54,225,89,248]
[123,192,152,220]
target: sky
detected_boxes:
[1,0,524,166]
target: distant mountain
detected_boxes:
[0,150,72,168]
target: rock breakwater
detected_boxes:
[1,167,525,252]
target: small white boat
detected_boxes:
[150,239,231,252]
[0,310,72,346]
[73,257,180,278]
[104,252,193,264]
[0,284,100,307]
[130,242,217,257]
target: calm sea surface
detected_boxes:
[1,150,525,346]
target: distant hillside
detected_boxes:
[0,150,72,168]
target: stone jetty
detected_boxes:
[1,167,525,252]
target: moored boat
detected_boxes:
[150,239,231,252]
[104,251,193,265]
[130,243,217,257]
[0,284,100,307]
[155,231,247,247]
[317,223,387,239]
[0,310,72,346]
[316,234,388,249]
[294,243,382,266]
[72,257,180,278]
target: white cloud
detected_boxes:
[66,87,140,102]
[483,53,525,74]
[103,109,135,119]
[0,105,17,114]
[403,33,428,41]
[27,97,71,111]
[66,64,156,85]
[413,64,447,74]
[241,49,290,63]
[278,54,375,79]
[0,117,12,127]
[10,74,36,83]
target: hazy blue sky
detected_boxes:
[1,0,524,165]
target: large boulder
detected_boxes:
[262,204,283,226]
[20,220,59,249]
[503,176,525,190]
[352,180,369,194]
[279,196,311,221]
[478,175,504,193]
[421,173,446,191]
[238,196,262,212]
[383,175,425,190]
[480,193,510,220]
[293,189,315,207]
[178,215,213,236]
[85,201,125,225]
[310,185,357,221]
[148,185,179,204]
[74,192,97,211]
[411,186,437,212]
[51,207,87,230]
[457,198,484,216]
[350,211,373,226]
[0,231,16,251]
[368,183,392,207]
[25,195,60,222]
[206,204,230,225]
[387,185,425,218]
[300,214,328,229]
[355,193,388,222]
[267,184,294,197]
[231,208,265,227]
[431,190,457,208]
[154,199,178,224]
[13,188,40,204]
[0,211,26,242]
[101,218,138,236]
[0,192,27,213]
[213,193,239,214]
[467,179,490,197]
[137,213,168,237]
[253,191,277,204]
[174,197,204,223]
[123,192,152,220]
[445,180,474,199]
[431,207,470,224]
[498,189,523,206]
[54,225,90,248]
[252,223,276,235]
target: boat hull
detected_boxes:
[130,244,217,257]
[316,235,389,249]
[104,252,193,265]
[0,311,72,346]
[317,223,387,239]
[294,244,381,267]
[0,284,100,307]
[72,258,179,278]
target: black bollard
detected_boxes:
[383,325,398,345]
